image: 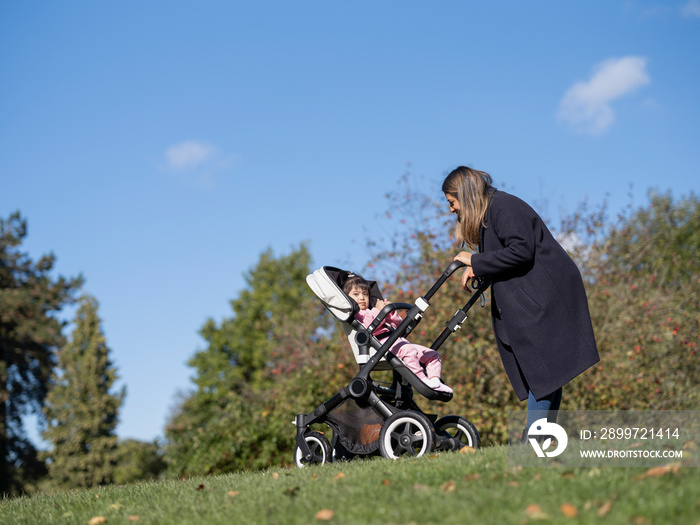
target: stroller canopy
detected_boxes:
[306,267,383,322]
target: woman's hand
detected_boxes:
[461,266,476,290]
[454,251,475,290]
[454,251,473,266]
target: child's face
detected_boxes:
[348,286,370,310]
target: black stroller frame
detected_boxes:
[294,261,489,466]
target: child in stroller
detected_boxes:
[343,273,453,393]
[294,261,488,466]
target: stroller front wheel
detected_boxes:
[434,415,481,450]
[379,411,436,460]
[294,431,332,468]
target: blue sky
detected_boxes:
[1,1,698,445]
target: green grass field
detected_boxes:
[2,445,697,525]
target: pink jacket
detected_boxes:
[355,307,405,339]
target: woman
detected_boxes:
[442,166,599,436]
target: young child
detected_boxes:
[343,274,453,394]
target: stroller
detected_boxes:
[293,261,489,467]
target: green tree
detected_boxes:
[0,211,82,495]
[569,191,700,411]
[41,296,125,490]
[164,244,338,475]
[192,244,314,392]
[113,439,166,485]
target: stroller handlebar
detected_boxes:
[367,302,413,333]
[423,260,467,301]
[445,260,467,274]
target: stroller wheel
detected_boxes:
[434,415,481,450]
[294,431,332,468]
[379,411,436,460]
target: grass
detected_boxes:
[2,445,698,525]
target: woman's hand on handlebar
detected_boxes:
[461,266,476,290]
[454,251,475,290]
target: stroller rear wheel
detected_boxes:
[379,411,436,460]
[434,415,481,450]
[294,431,332,468]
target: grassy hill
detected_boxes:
[2,445,697,524]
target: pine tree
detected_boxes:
[41,295,125,489]
[0,211,83,495]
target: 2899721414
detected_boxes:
[594,427,681,440]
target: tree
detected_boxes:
[570,191,700,411]
[190,244,314,393]
[112,439,166,485]
[0,211,82,495]
[164,244,338,475]
[41,296,125,489]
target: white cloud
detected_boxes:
[682,0,700,17]
[164,140,216,171]
[557,56,651,135]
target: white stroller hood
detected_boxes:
[306,267,355,322]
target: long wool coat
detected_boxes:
[470,190,599,401]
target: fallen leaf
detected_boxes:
[429,454,440,459]
[311,473,317,480]
[413,483,430,492]
[127,517,140,523]
[333,472,345,481]
[635,465,681,480]
[463,473,480,481]
[533,473,541,481]
[440,481,456,493]
[88,517,107,525]
[561,471,575,479]
[227,491,239,497]
[196,484,206,491]
[507,481,520,487]
[272,472,280,479]
[315,509,335,521]
[560,503,578,518]
[597,501,613,517]
[109,503,124,511]
[459,446,476,454]
[381,479,391,486]
[525,504,549,520]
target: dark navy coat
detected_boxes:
[471,190,599,400]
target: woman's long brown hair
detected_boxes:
[442,166,493,248]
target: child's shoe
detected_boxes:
[423,377,453,394]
